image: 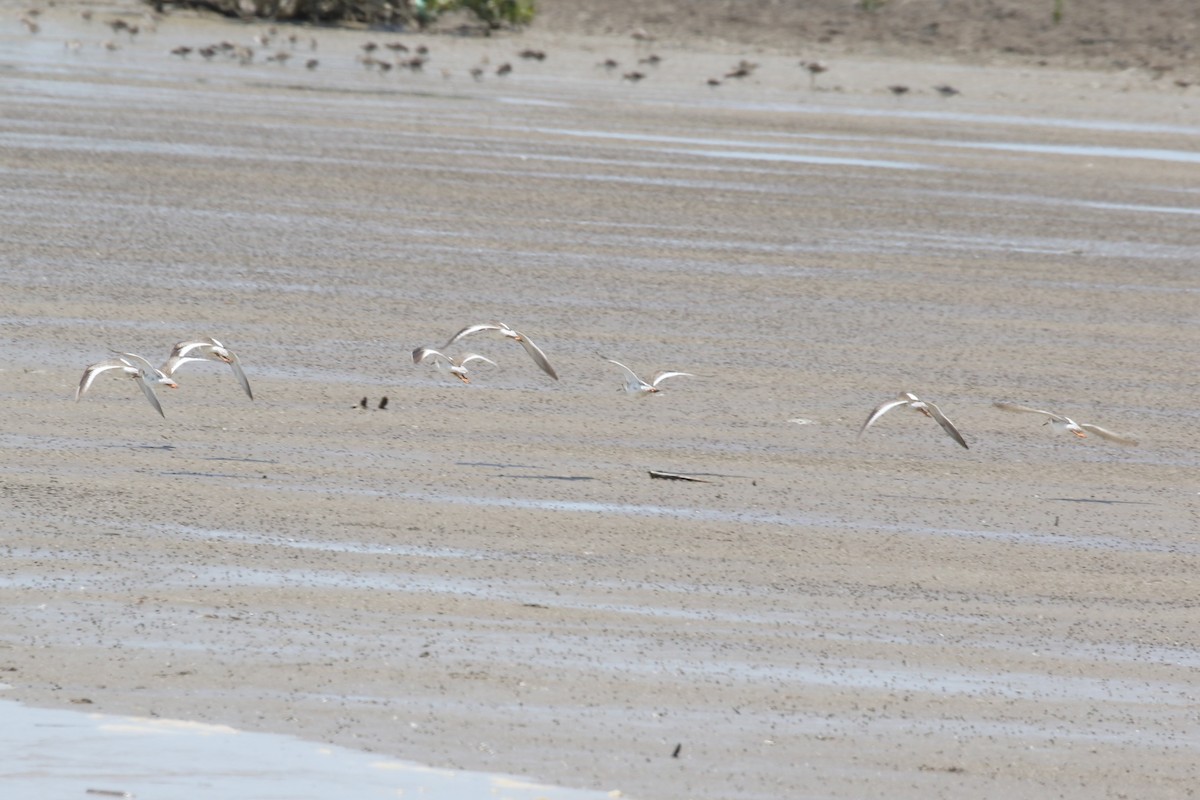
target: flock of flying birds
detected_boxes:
[76,337,252,418]
[75,325,1138,449]
[857,392,1138,449]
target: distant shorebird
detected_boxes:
[606,359,693,396]
[802,60,829,88]
[859,391,969,449]
[77,353,178,417]
[993,402,1137,445]
[412,347,496,384]
[630,28,656,45]
[725,59,757,79]
[162,337,254,400]
[442,323,557,380]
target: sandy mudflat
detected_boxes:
[1,3,1198,799]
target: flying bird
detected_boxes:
[163,337,253,400]
[442,323,557,380]
[858,391,968,449]
[77,353,178,417]
[993,402,1137,445]
[412,347,496,384]
[605,359,693,396]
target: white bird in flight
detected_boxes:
[993,402,1138,445]
[605,358,694,396]
[442,323,557,380]
[162,337,254,400]
[76,352,178,417]
[412,347,497,384]
[859,391,969,449]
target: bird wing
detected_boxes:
[650,371,694,387]
[160,355,208,377]
[515,334,558,380]
[132,372,166,417]
[926,401,969,449]
[605,358,639,378]
[169,339,218,359]
[992,402,1061,420]
[605,358,647,391]
[600,357,648,393]
[224,352,254,400]
[113,351,157,373]
[1079,424,1138,446]
[457,353,497,367]
[857,398,909,438]
[76,359,132,401]
[412,346,446,365]
[443,324,502,348]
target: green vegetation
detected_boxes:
[422,0,536,28]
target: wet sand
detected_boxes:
[1,6,1199,799]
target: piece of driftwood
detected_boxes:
[648,470,712,483]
